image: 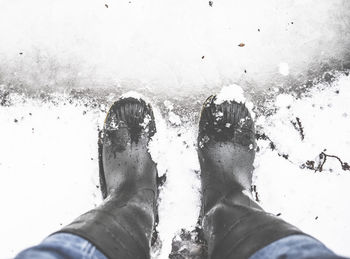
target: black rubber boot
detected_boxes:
[58,97,158,259]
[198,95,304,259]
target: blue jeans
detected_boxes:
[15,233,107,259]
[16,233,348,259]
[250,235,348,259]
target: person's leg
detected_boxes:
[250,235,348,259]
[15,233,107,259]
[15,97,158,259]
[197,95,347,259]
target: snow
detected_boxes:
[1,73,350,258]
[0,100,102,259]
[0,0,349,257]
[254,74,350,256]
[121,91,144,100]
[148,117,201,258]
[275,94,294,108]
[279,62,290,76]
[214,84,256,121]
[214,84,246,104]
[0,0,349,96]
[168,112,182,126]
[163,100,174,111]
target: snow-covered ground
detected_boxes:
[1,73,350,258]
[254,74,350,257]
[1,0,350,258]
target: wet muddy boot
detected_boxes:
[197,96,304,259]
[58,97,158,259]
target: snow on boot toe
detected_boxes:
[198,95,255,148]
